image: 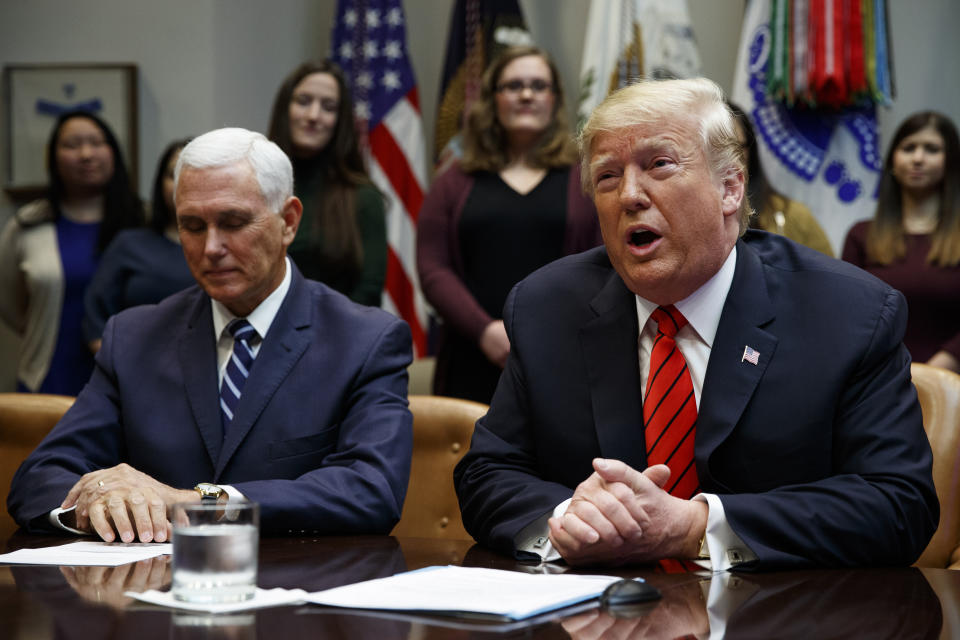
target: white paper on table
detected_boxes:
[304,565,622,620]
[127,587,308,613]
[0,541,171,566]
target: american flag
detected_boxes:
[332,0,429,356]
[742,345,760,366]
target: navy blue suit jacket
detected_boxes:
[9,265,413,534]
[455,231,938,569]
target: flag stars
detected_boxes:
[339,42,353,60]
[382,70,401,91]
[365,9,380,28]
[386,7,403,26]
[344,9,357,26]
[355,101,371,120]
[384,40,402,59]
[364,41,379,59]
[356,71,374,89]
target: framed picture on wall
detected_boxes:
[3,63,138,198]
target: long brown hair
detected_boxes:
[268,60,373,271]
[460,46,577,173]
[866,111,960,266]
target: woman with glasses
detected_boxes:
[417,45,600,403]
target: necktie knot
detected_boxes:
[650,305,688,339]
[229,318,257,344]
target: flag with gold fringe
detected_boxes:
[577,0,701,127]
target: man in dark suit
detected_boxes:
[454,78,938,570]
[9,127,413,542]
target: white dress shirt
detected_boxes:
[529,247,757,570]
[49,257,294,531]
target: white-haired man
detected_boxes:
[455,78,937,570]
[10,128,413,542]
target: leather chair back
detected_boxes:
[0,393,75,541]
[911,364,960,569]
[391,395,487,540]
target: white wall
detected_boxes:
[0,0,957,390]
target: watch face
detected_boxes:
[195,483,222,499]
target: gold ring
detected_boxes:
[98,480,105,488]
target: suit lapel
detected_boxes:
[179,293,224,467]
[697,240,778,489]
[581,270,649,471]
[214,269,311,478]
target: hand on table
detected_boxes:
[479,320,510,368]
[548,459,707,566]
[60,556,171,608]
[61,463,199,543]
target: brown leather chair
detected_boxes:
[911,363,960,569]
[391,394,487,540]
[0,393,75,542]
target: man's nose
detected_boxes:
[619,166,651,210]
[204,228,226,256]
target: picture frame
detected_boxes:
[3,63,138,199]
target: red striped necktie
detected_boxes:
[643,305,699,499]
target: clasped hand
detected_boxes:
[61,463,198,543]
[548,459,707,566]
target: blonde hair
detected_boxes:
[578,77,751,234]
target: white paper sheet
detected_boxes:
[305,565,621,620]
[0,541,171,566]
[128,587,307,613]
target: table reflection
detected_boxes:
[0,534,952,640]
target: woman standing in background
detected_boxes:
[83,139,195,352]
[417,45,600,404]
[842,111,960,372]
[0,110,143,394]
[268,60,386,307]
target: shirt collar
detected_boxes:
[634,246,737,348]
[212,256,293,342]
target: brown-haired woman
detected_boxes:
[268,60,386,306]
[842,111,960,372]
[417,45,601,403]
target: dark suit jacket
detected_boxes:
[9,265,413,535]
[455,231,938,569]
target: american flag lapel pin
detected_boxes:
[741,345,760,365]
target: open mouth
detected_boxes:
[629,229,661,247]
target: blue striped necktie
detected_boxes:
[220,319,258,431]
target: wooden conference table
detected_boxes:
[1,533,956,639]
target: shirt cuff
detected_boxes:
[517,498,571,562]
[693,493,757,571]
[48,506,89,536]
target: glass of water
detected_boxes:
[171,501,259,603]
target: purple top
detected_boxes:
[842,220,960,362]
[41,217,100,394]
[417,163,601,342]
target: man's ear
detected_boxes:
[280,196,303,245]
[720,169,745,217]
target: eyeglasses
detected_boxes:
[495,79,553,95]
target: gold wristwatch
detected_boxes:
[194,483,225,503]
